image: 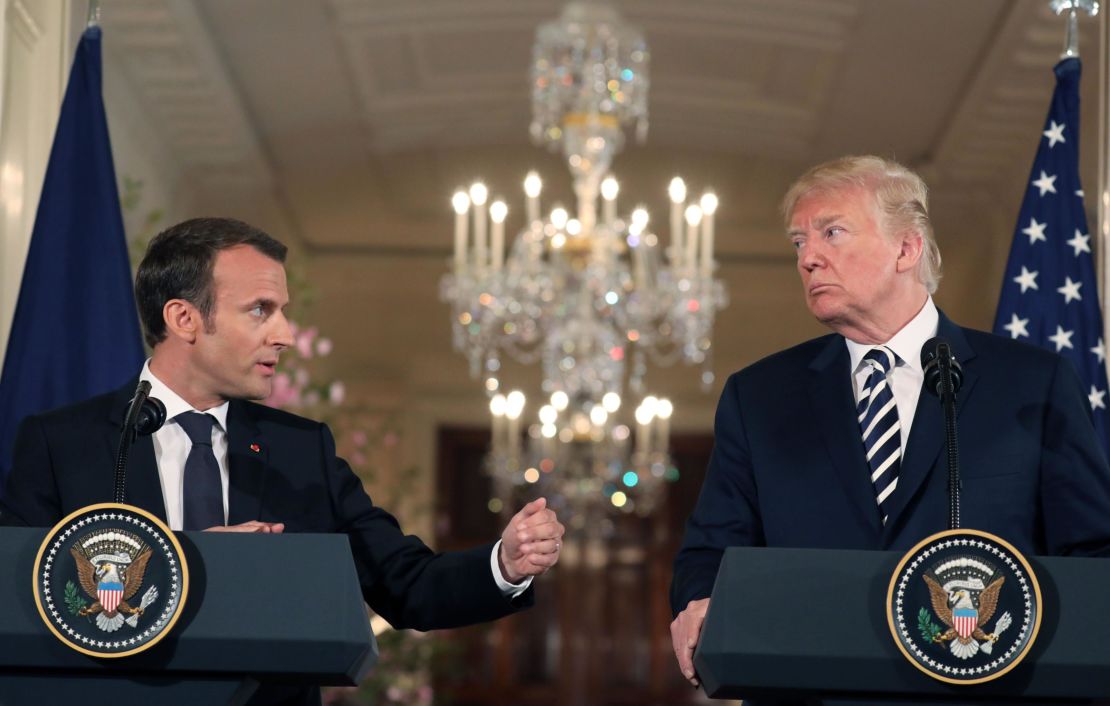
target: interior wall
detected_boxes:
[0,0,71,367]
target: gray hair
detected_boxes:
[781,155,942,294]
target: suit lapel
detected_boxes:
[225,400,268,525]
[107,381,168,522]
[883,313,979,530]
[808,336,883,536]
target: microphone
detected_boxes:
[113,381,166,503]
[135,396,167,436]
[920,337,963,530]
[921,337,963,398]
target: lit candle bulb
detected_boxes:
[524,171,542,225]
[685,204,703,274]
[551,206,568,230]
[669,177,686,268]
[452,190,470,275]
[700,192,718,278]
[601,175,619,224]
[489,200,507,271]
[469,182,488,273]
[490,393,507,454]
[656,398,673,455]
[506,390,525,458]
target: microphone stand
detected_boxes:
[936,342,960,530]
[113,380,166,504]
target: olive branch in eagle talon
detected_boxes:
[69,545,153,622]
[923,573,1005,658]
[917,607,943,643]
[63,580,88,617]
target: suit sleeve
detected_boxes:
[317,423,532,631]
[670,372,765,616]
[1039,355,1110,556]
[0,415,62,527]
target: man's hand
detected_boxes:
[498,497,564,583]
[204,521,284,533]
[670,597,710,687]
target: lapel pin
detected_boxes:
[249,443,261,453]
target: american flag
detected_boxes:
[992,57,1110,454]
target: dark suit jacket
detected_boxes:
[672,314,1110,616]
[1,381,530,704]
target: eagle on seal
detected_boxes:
[924,574,1005,659]
[70,545,153,633]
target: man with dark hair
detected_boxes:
[669,156,1110,695]
[1,217,564,705]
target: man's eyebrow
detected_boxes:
[787,213,844,237]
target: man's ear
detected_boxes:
[896,231,924,274]
[163,299,201,343]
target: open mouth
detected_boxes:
[256,361,277,375]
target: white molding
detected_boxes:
[7,1,42,47]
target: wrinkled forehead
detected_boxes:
[786,183,880,229]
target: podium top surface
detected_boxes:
[695,546,1110,702]
[0,527,376,684]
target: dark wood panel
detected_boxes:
[434,426,713,705]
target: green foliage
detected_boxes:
[63,580,88,616]
[918,607,942,643]
[120,175,165,270]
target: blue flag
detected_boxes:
[992,57,1110,453]
[0,26,144,485]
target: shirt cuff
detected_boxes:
[490,539,532,598]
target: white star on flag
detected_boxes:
[993,57,1110,453]
[1022,218,1047,244]
[1057,276,1083,303]
[1032,170,1058,196]
[1003,313,1030,339]
[1013,266,1039,293]
[1049,325,1075,351]
[1090,385,1107,411]
[1067,229,1091,256]
[1043,120,1066,148]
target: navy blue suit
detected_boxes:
[672,314,1110,615]
[1,380,529,630]
[1,381,530,705]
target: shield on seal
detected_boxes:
[953,607,978,640]
[98,580,124,614]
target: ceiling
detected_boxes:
[96,0,1105,420]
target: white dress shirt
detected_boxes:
[845,297,940,450]
[140,361,230,531]
[139,361,528,596]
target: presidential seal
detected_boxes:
[33,503,188,658]
[887,529,1041,684]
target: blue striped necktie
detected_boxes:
[857,347,901,525]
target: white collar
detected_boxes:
[140,360,230,431]
[845,297,939,374]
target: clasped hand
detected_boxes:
[498,497,565,583]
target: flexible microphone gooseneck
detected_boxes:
[113,380,167,503]
[921,337,963,530]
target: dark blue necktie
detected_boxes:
[857,347,901,525]
[177,411,224,531]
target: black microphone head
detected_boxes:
[921,337,943,397]
[921,337,963,397]
[135,396,167,436]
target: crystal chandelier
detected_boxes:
[440,2,727,517]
